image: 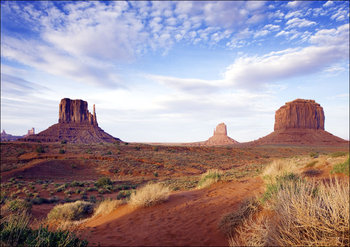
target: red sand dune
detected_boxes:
[80,177,264,246]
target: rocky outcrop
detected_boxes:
[59,98,97,125]
[20,98,120,144]
[274,99,324,130]
[204,123,239,146]
[252,99,348,146]
[1,130,23,141]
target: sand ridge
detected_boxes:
[80,177,264,246]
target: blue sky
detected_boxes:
[1,1,349,142]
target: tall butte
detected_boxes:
[204,123,239,146]
[21,98,120,143]
[254,99,348,145]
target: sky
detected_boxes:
[1,1,349,142]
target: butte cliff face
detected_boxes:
[274,99,325,131]
[253,99,347,146]
[21,98,120,144]
[204,123,239,146]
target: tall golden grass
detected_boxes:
[229,178,349,246]
[129,183,170,207]
[93,199,124,217]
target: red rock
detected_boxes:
[21,98,120,144]
[274,99,324,130]
[204,123,239,146]
[252,99,348,146]
[59,98,97,125]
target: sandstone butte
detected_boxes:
[203,123,239,146]
[20,98,120,144]
[252,99,348,146]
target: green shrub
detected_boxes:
[47,201,93,222]
[309,152,319,158]
[197,169,223,189]
[330,151,348,157]
[331,157,349,176]
[4,199,32,213]
[59,149,65,154]
[61,140,67,144]
[0,212,88,247]
[95,177,112,188]
[36,145,45,154]
[116,190,132,200]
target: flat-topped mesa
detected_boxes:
[274,99,325,131]
[59,98,97,125]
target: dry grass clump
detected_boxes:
[197,169,223,189]
[129,183,170,208]
[47,200,93,223]
[93,199,124,217]
[229,178,349,246]
[262,159,300,183]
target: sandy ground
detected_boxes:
[80,177,264,246]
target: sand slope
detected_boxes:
[81,178,263,246]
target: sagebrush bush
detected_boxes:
[47,201,93,222]
[95,177,112,188]
[129,183,170,207]
[197,169,223,189]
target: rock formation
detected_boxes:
[20,98,120,144]
[204,123,239,146]
[24,128,35,137]
[1,130,23,141]
[274,99,324,130]
[253,99,348,146]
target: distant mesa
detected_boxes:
[203,123,239,146]
[24,128,35,137]
[1,130,23,141]
[253,99,348,146]
[20,98,120,144]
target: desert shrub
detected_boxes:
[197,169,223,189]
[267,178,349,246]
[331,157,349,175]
[153,172,159,177]
[219,198,260,235]
[47,201,93,222]
[330,151,348,157]
[116,190,132,200]
[0,212,88,247]
[36,145,45,154]
[93,199,123,217]
[61,140,67,144]
[95,177,112,188]
[261,172,301,203]
[70,181,84,187]
[309,152,319,158]
[229,178,349,246]
[129,183,170,208]
[58,149,65,154]
[3,199,32,214]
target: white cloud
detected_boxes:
[323,1,334,7]
[254,29,270,38]
[285,10,303,19]
[150,24,349,91]
[286,18,316,28]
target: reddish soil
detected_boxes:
[80,178,264,246]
